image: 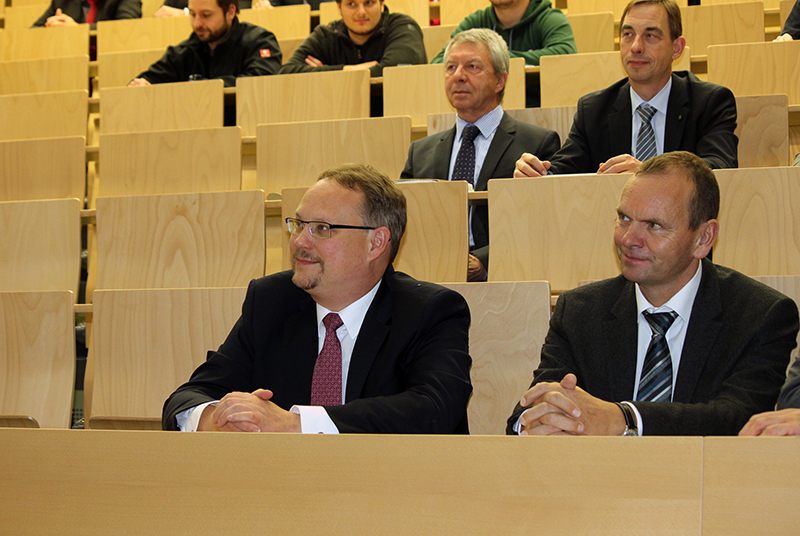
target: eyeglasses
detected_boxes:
[285,217,376,239]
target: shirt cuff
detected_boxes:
[511,408,530,435]
[176,401,218,432]
[622,401,644,436]
[290,405,340,434]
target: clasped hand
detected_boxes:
[200,388,301,433]
[518,374,625,436]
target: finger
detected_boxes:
[521,423,565,436]
[519,381,567,406]
[760,422,800,436]
[560,373,578,390]
[519,401,568,427]
[253,388,274,401]
[56,8,63,14]
[539,410,584,434]
[539,390,581,418]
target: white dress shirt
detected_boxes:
[624,261,703,435]
[176,280,382,433]
[630,77,672,160]
[448,104,504,247]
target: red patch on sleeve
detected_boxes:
[260,49,271,58]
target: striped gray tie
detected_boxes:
[637,311,678,402]
[636,103,658,162]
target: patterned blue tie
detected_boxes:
[637,311,678,402]
[451,125,481,184]
[636,103,658,162]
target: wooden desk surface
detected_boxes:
[2,429,705,535]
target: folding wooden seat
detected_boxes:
[88,286,247,429]
[443,281,551,435]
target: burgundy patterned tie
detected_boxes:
[310,313,344,406]
[451,125,481,184]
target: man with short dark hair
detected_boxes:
[508,151,798,436]
[163,163,472,434]
[515,0,738,177]
[279,0,426,77]
[129,0,280,87]
[402,28,560,281]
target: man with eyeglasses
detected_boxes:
[163,163,472,434]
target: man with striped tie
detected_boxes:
[513,0,738,177]
[507,152,798,436]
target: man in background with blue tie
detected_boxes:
[401,28,560,281]
[514,0,738,178]
[507,152,798,436]
[163,164,472,434]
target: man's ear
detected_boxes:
[693,219,719,259]
[368,227,390,261]
[227,3,237,20]
[495,71,508,97]
[672,36,686,60]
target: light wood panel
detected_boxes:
[567,11,615,53]
[421,23,456,63]
[3,4,49,29]
[141,0,164,17]
[439,0,489,26]
[96,16,189,53]
[0,89,88,141]
[236,69,370,137]
[753,275,800,366]
[735,94,790,167]
[488,174,629,291]
[0,25,89,61]
[0,136,86,201]
[0,291,75,429]
[89,287,248,429]
[279,181,469,282]
[95,190,265,290]
[98,127,242,197]
[383,58,525,129]
[702,437,800,536]
[257,116,411,194]
[395,180,469,282]
[707,40,800,104]
[320,0,429,26]
[0,55,88,95]
[238,4,311,41]
[443,282,551,436]
[681,2,765,58]
[714,167,800,277]
[567,0,689,20]
[99,79,224,134]
[540,48,691,107]
[0,430,705,535]
[0,198,82,297]
[96,48,165,89]
[781,0,794,28]
[704,0,779,9]
[427,105,577,152]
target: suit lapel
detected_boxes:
[475,112,515,191]
[433,128,456,180]
[606,280,640,401]
[673,260,723,402]
[664,73,690,152]
[608,82,634,157]
[344,271,392,401]
[278,296,319,405]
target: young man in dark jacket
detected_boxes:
[279,0,426,77]
[129,0,281,87]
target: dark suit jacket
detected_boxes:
[778,356,800,409]
[548,71,738,174]
[400,111,560,268]
[163,266,473,433]
[507,259,799,435]
[33,0,141,26]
